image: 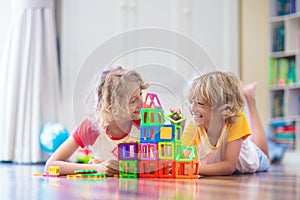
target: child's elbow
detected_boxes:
[44,161,50,173]
[44,159,53,173]
[227,168,236,175]
[223,164,236,175]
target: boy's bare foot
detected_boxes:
[243,82,257,101]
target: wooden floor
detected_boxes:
[0,162,299,200]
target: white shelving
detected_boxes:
[269,0,300,153]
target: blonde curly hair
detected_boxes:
[93,66,149,128]
[188,71,245,124]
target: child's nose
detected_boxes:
[189,102,197,111]
[137,95,143,105]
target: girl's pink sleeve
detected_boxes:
[72,119,100,148]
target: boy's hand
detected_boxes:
[170,108,182,115]
[169,108,186,128]
[169,108,182,120]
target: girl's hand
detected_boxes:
[88,157,101,164]
[96,159,119,177]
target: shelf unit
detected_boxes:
[269,0,300,152]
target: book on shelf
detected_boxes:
[272,25,284,52]
[274,0,296,16]
[274,125,296,133]
[270,120,295,127]
[272,93,284,118]
[268,58,277,86]
[298,96,300,116]
[268,57,296,86]
[278,58,289,86]
[287,58,296,84]
[270,120,296,149]
[274,125,296,140]
[298,31,300,50]
[274,133,295,139]
[272,138,295,149]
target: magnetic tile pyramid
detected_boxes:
[118,93,199,178]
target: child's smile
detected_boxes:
[128,84,143,121]
[189,102,212,130]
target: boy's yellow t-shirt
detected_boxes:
[182,111,259,173]
[182,111,251,146]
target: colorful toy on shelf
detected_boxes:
[118,92,199,179]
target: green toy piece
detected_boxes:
[119,160,138,178]
[165,112,186,124]
[81,173,106,178]
[74,169,98,174]
[175,146,197,162]
[141,108,164,126]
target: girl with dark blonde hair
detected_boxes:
[45,66,149,176]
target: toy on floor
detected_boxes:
[118,92,199,179]
[67,168,106,179]
[35,166,106,179]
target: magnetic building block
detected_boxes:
[119,160,138,178]
[140,126,160,143]
[140,143,158,160]
[158,124,175,142]
[139,160,159,178]
[141,108,164,126]
[118,140,139,160]
[143,93,163,109]
[118,92,199,179]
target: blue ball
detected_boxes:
[40,122,69,154]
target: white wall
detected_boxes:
[58,0,239,130]
[0,0,240,131]
[0,1,11,58]
[240,0,269,125]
